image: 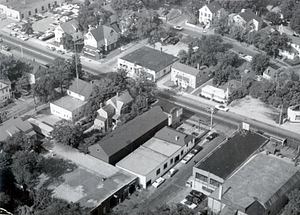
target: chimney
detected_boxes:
[160,47,162,52]
[241,8,245,13]
[175,136,179,141]
[218,185,223,200]
[116,92,119,97]
[100,102,103,108]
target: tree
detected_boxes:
[213,10,229,35]
[33,75,57,102]
[61,33,75,51]
[21,21,34,36]
[264,11,281,25]
[281,188,300,215]
[251,54,270,75]
[11,151,43,191]
[51,120,83,148]
[290,10,300,35]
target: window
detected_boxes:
[156,168,160,175]
[195,173,208,182]
[204,13,207,17]
[42,6,44,10]
[208,14,210,18]
[21,14,24,18]
[181,150,183,156]
[54,1,57,5]
[35,8,37,13]
[210,178,221,187]
[164,163,167,169]
[202,186,214,193]
[28,11,31,16]
[170,158,173,164]
[48,3,51,8]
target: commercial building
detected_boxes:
[0,0,64,21]
[89,106,168,165]
[116,126,195,188]
[191,131,268,195]
[287,105,300,122]
[50,78,93,121]
[208,153,300,215]
[0,78,12,105]
[118,46,178,81]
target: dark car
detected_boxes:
[170,38,180,45]
[206,132,219,141]
[190,145,203,155]
[190,190,206,201]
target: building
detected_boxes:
[199,1,223,24]
[0,117,36,141]
[230,9,263,31]
[89,106,168,165]
[50,78,93,121]
[171,62,210,89]
[200,85,228,103]
[220,80,242,95]
[0,78,12,105]
[191,131,268,195]
[54,19,83,44]
[208,153,300,215]
[118,46,178,82]
[279,35,300,60]
[116,126,195,188]
[0,0,64,21]
[263,66,279,80]
[21,59,48,85]
[83,22,121,59]
[287,105,300,122]
[27,117,53,137]
[152,99,183,128]
[94,91,134,131]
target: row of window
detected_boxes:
[195,172,221,187]
[156,150,185,176]
[1,88,8,94]
[200,12,210,18]
[21,1,57,18]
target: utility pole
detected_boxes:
[19,44,23,58]
[210,107,214,130]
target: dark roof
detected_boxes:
[206,1,222,13]
[0,117,34,141]
[101,104,115,117]
[120,46,178,72]
[68,78,93,98]
[196,131,267,179]
[89,23,120,42]
[155,126,193,146]
[109,22,121,33]
[109,91,133,106]
[95,106,168,157]
[239,9,262,23]
[60,19,82,35]
[153,98,182,114]
[172,62,200,77]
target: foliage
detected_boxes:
[213,10,230,35]
[51,120,83,148]
[68,54,84,79]
[61,33,75,51]
[136,203,201,215]
[111,0,145,13]
[33,75,57,102]
[21,21,34,36]
[281,188,300,215]
[290,10,300,35]
[250,54,270,75]
[264,11,281,25]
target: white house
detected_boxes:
[200,85,228,103]
[50,78,93,121]
[279,35,300,60]
[287,105,300,122]
[118,46,178,81]
[0,78,12,105]
[199,1,223,24]
[54,19,83,43]
[230,9,263,31]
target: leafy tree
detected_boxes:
[61,33,75,51]
[84,0,90,6]
[111,0,144,13]
[15,75,30,92]
[264,11,281,25]
[290,10,300,35]
[51,120,83,148]
[213,10,229,35]
[33,75,57,102]
[281,188,300,215]
[35,199,83,215]
[21,20,34,36]
[251,54,270,75]
[2,132,34,157]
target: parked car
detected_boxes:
[215,104,229,112]
[206,107,218,113]
[190,145,203,155]
[180,198,197,209]
[19,35,29,41]
[181,153,194,164]
[166,168,178,178]
[170,38,180,45]
[152,177,165,188]
[173,25,183,30]
[57,50,65,55]
[2,45,10,51]
[206,132,219,141]
[190,190,206,201]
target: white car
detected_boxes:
[215,105,229,112]
[152,177,165,188]
[180,198,197,209]
[173,25,183,30]
[166,168,178,178]
[181,153,194,164]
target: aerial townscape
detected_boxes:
[1,0,300,214]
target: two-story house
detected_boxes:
[199,1,223,25]
[279,35,300,60]
[0,78,12,105]
[230,9,262,31]
[50,78,93,121]
[54,19,83,44]
[94,90,133,132]
[83,21,121,59]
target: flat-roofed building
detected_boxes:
[118,46,178,82]
[0,0,64,21]
[116,126,195,188]
[192,131,268,195]
[200,85,228,103]
[209,153,300,215]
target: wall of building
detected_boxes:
[50,102,85,121]
[167,107,182,128]
[55,26,64,43]
[199,5,212,24]
[208,197,226,214]
[288,107,300,122]
[0,84,11,103]
[67,90,86,101]
[171,68,197,89]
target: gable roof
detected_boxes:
[89,23,119,42]
[120,46,178,72]
[68,78,93,98]
[263,66,278,78]
[101,104,115,117]
[93,106,168,157]
[206,1,222,13]
[108,91,133,107]
[0,117,34,141]
[238,9,262,23]
[60,19,82,35]
[155,126,193,147]
[172,61,200,77]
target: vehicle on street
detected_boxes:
[152,177,166,188]
[215,104,229,112]
[166,168,178,178]
[19,35,29,41]
[57,50,65,55]
[181,153,194,164]
[190,145,203,155]
[206,132,219,141]
[206,107,218,113]
[173,25,183,30]
[180,198,197,209]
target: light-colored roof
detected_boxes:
[59,19,83,39]
[216,153,300,211]
[154,126,193,147]
[290,35,300,45]
[120,46,178,72]
[0,117,34,141]
[263,66,278,77]
[51,96,87,112]
[116,146,168,176]
[108,91,133,107]
[172,61,200,77]
[143,137,181,157]
[68,78,93,98]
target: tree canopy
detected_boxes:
[250,54,270,75]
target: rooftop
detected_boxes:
[68,78,94,98]
[0,0,51,11]
[120,46,178,72]
[152,98,182,114]
[238,9,262,23]
[155,126,193,147]
[196,131,268,179]
[213,153,300,212]
[59,19,83,37]
[52,96,87,112]
[0,117,34,141]
[172,62,200,77]
[205,1,222,13]
[143,137,181,157]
